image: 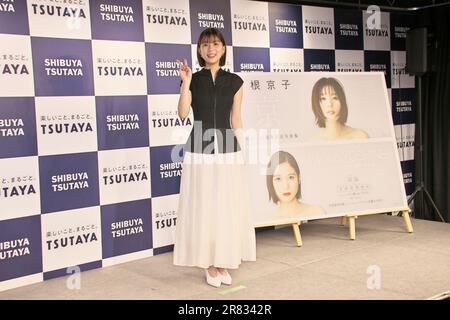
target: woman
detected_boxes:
[267,151,325,217]
[311,77,369,141]
[173,28,256,288]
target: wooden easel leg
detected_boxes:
[348,216,356,240]
[340,216,348,225]
[402,210,414,233]
[292,222,303,247]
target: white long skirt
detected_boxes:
[173,149,256,269]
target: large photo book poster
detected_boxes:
[239,72,408,225]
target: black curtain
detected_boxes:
[413,6,450,222]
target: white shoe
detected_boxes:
[218,270,232,286]
[205,269,221,288]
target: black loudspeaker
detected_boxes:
[406,28,427,76]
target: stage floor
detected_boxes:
[1,214,450,300]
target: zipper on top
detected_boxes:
[209,69,217,154]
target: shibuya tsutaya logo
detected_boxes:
[366,5,381,30]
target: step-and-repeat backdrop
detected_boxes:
[0,0,415,291]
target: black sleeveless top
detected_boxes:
[184,68,244,154]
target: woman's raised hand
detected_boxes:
[177,59,192,83]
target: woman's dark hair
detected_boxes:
[196,28,226,67]
[266,151,301,204]
[311,77,348,128]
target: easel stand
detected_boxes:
[255,209,413,246]
[291,222,302,246]
[340,209,414,240]
[255,219,303,247]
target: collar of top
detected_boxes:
[199,67,226,78]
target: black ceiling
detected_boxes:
[256,0,450,11]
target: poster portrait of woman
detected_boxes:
[266,150,326,218]
[310,77,369,141]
